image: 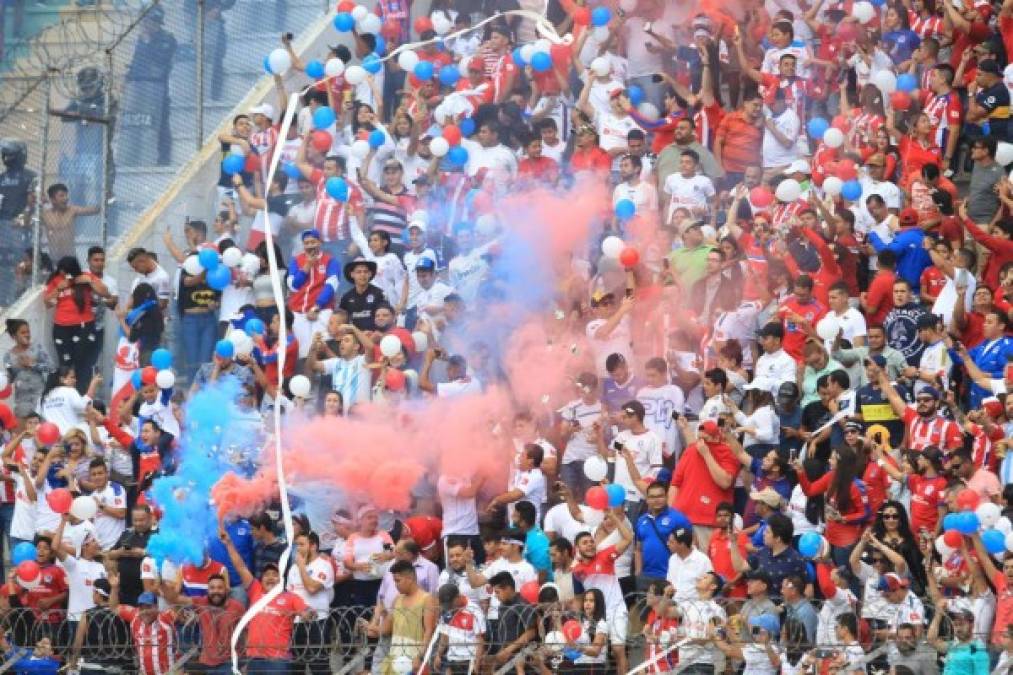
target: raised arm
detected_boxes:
[218,521,254,589]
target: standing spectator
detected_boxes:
[376,560,438,674]
[966,137,1005,226]
[669,419,740,550]
[0,139,37,305]
[4,320,53,419]
[634,482,685,591]
[665,525,713,601]
[107,504,155,606]
[713,93,764,187]
[40,184,99,261]
[51,515,106,630]
[109,585,178,675]
[119,6,176,167]
[85,458,127,550]
[126,248,172,313]
[43,257,107,390]
[287,531,334,675]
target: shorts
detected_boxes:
[608,609,629,645]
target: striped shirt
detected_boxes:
[923,91,962,148]
[324,355,371,414]
[118,605,176,675]
[908,11,944,39]
[366,190,416,241]
[311,169,363,242]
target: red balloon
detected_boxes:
[414,16,434,34]
[550,42,571,65]
[519,580,540,604]
[572,7,591,25]
[889,91,912,111]
[442,124,462,146]
[586,486,608,510]
[942,529,963,548]
[562,619,583,642]
[833,159,858,181]
[244,152,260,174]
[336,0,355,11]
[385,368,407,392]
[831,115,849,132]
[310,130,333,152]
[16,560,40,582]
[750,186,774,207]
[36,422,60,446]
[956,488,979,511]
[404,515,435,549]
[141,366,157,386]
[46,488,72,515]
[381,19,401,41]
[618,246,640,268]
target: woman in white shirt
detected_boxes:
[40,366,100,436]
[567,589,610,667]
[726,388,780,455]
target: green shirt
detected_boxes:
[668,245,713,290]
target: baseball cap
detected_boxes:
[898,208,920,226]
[415,257,436,272]
[918,385,941,400]
[876,573,909,593]
[249,103,275,121]
[783,159,811,175]
[844,420,863,432]
[608,86,624,99]
[693,29,710,39]
[411,175,431,186]
[749,487,783,509]
[978,58,1001,75]
[93,578,112,598]
[776,381,799,400]
[698,419,720,437]
[749,614,780,636]
[408,218,428,232]
[137,592,158,606]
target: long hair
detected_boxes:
[828,445,861,512]
[43,365,76,398]
[49,256,87,313]
[5,318,27,339]
[871,499,915,542]
[581,588,606,623]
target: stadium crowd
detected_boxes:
[1,0,1013,672]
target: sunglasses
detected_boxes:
[882,513,900,520]
[383,166,402,173]
[750,626,764,637]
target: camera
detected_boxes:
[671,411,680,421]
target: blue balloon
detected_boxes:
[512,47,526,67]
[326,176,349,201]
[131,369,143,389]
[374,36,386,56]
[207,265,231,291]
[244,317,266,336]
[460,117,476,136]
[305,59,325,79]
[798,531,822,558]
[414,60,434,81]
[283,161,301,179]
[12,542,36,566]
[263,56,273,74]
[447,145,469,166]
[368,129,386,148]
[807,117,829,140]
[363,53,383,74]
[221,154,244,176]
[215,339,235,360]
[627,85,644,107]
[313,106,336,130]
[605,483,626,508]
[530,51,552,73]
[439,64,461,86]
[955,511,980,535]
[151,348,173,371]
[841,179,863,201]
[614,198,636,220]
[333,12,355,32]
[198,247,220,271]
[982,529,1006,555]
[896,73,917,92]
[870,0,885,6]
[591,6,612,26]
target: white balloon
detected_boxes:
[397,50,419,72]
[601,235,625,259]
[593,25,611,42]
[0,370,7,390]
[350,5,368,21]
[358,13,382,35]
[289,374,312,398]
[222,247,243,268]
[935,535,954,558]
[823,127,845,149]
[324,58,345,78]
[775,178,802,203]
[977,502,1001,530]
[590,56,610,77]
[411,331,429,353]
[344,64,367,85]
[391,656,413,675]
[71,496,98,521]
[583,455,608,482]
[822,176,844,197]
[852,0,875,22]
[232,335,254,358]
[996,142,1013,166]
[182,255,203,277]
[815,318,840,342]
[155,369,175,390]
[1006,531,1013,553]
[229,144,245,157]
[267,48,292,76]
[872,69,897,94]
[520,43,537,64]
[637,102,660,120]
[535,38,552,54]
[429,136,450,157]
[351,139,371,159]
[619,0,638,10]
[380,334,402,358]
[431,12,452,35]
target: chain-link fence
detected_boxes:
[0,0,329,310]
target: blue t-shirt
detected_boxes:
[635,508,689,579]
[207,518,254,588]
[882,30,920,64]
[603,375,642,413]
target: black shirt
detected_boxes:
[0,167,37,220]
[82,605,132,666]
[254,538,288,576]
[339,283,387,330]
[975,81,1011,141]
[801,400,833,464]
[112,527,155,605]
[491,597,536,655]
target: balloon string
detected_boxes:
[228,91,301,675]
[298,10,569,96]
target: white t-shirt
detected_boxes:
[761,45,814,77]
[286,556,335,621]
[677,599,726,665]
[663,173,716,222]
[916,340,950,395]
[132,264,172,304]
[741,642,784,674]
[508,468,546,522]
[666,548,714,601]
[816,308,868,350]
[40,386,90,436]
[437,378,483,398]
[613,180,658,215]
[761,108,801,168]
[481,557,537,620]
[137,396,180,442]
[586,316,632,377]
[635,386,685,459]
[90,481,127,550]
[594,110,641,167]
[612,429,663,503]
[461,141,518,185]
[753,349,797,387]
[11,472,37,541]
[543,503,603,544]
[59,555,106,620]
[437,475,479,536]
[559,399,605,464]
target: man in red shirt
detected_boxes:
[569,124,611,178]
[778,274,827,362]
[169,573,244,671]
[218,523,313,671]
[4,535,68,629]
[516,134,559,188]
[861,249,898,326]
[669,419,741,551]
[111,586,177,675]
[876,369,963,452]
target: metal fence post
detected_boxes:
[31,72,54,290]
[196,0,205,150]
[101,51,117,247]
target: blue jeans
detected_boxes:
[0,503,14,577]
[180,311,218,383]
[559,461,594,502]
[246,658,291,673]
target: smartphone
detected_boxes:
[671,411,680,421]
[285,32,294,41]
[651,73,663,83]
[611,440,624,451]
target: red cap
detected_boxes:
[608,86,624,99]
[699,420,720,437]
[898,207,919,226]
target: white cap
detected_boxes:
[407,218,427,232]
[783,159,811,175]
[249,103,275,121]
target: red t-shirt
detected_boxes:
[14,563,68,623]
[191,597,245,666]
[919,266,948,303]
[779,297,827,361]
[865,270,896,326]
[46,273,97,326]
[991,569,1013,645]
[517,156,559,185]
[570,147,611,175]
[708,529,749,598]
[959,310,986,349]
[117,605,177,675]
[906,473,948,534]
[245,579,308,660]
[672,441,740,526]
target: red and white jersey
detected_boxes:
[922,91,963,148]
[440,602,486,662]
[118,605,176,675]
[966,421,1003,472]
[902,408,963,452]
[311,169,364,242]
[848,111,884,149]
[250,126,279,175]
[908,11,945,39]
[572,545,625,614]
[694,103,724,148]
[771,199,809,229]
[644,609,680,674]
[759,73,808,121]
